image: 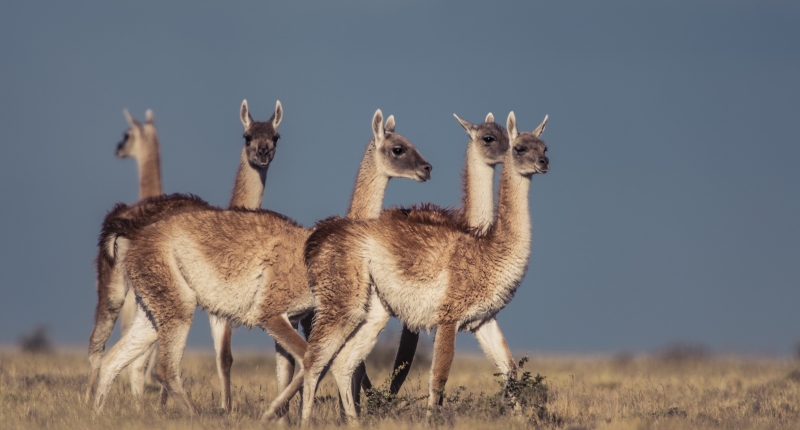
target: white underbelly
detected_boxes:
[174,244,268,328]
[196,275,268,328]
[369,257,448,332]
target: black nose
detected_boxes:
[539,157,549,166]
[422,163,432,172]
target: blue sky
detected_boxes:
[0,1,798,354]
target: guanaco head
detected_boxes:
[453,112,510,165]
[371,109,432,182]
[240,99,282,168]
[506,112,549,176]
[117,109,157,159]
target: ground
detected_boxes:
[1,344,799,429]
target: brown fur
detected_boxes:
[87,101,282,410]
[87,110,172,403]
[92,110,433,419]
[209,99,282,412]
[387,115,510,395]
[91,204,309,415]
[121,209,310,324]
[299,113,549,423]
[86,194,211,402]
[111,206,311,414]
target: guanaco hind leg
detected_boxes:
[93,304,158,414]
[209,314,233,411]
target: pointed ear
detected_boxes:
[270,100,283,128]
[453,113,474,134]
[532,114,548,138]
[240,99,253,130]
[123,109,139,128]
[145,109,155,125]
[506,111,518,142]
[384,115,396,133]
[485,112,494,123]
[372,109,385,147]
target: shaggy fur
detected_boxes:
[92,110,433,420]
[297,112,549,424]
[208,99,282,412]
[86,108,189,403]
[87,100,282,411]
[86,193,212,402]
[383,113,512,395]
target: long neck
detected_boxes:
[229,147,267,209]
[346,143,389,220]
[460,145,496,233]
[491,159,532,271]
[136,135,162,199]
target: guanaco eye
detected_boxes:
[243,134,252,145]
[513,145,528,154]
[274,133,280,143]
[392,147,405,156]
[482,136,495,144]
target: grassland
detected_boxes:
[2,343,799,429]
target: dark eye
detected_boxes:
[513,145,528,154]
[274,133,280,143]
[243,134,252,145]
[392,147,406,156]
[482,136,495,144]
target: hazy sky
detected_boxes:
[0,1,798,355]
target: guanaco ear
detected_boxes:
[485,112,494,123]
[145,109,155,125]
[270,100,283,128]
[507,111,518,142]
[453,113,475,134]
[372,109,385,147]
[123,109,139,128]
[240,99,253,130]
[532,114,548,138]
[384,115,396,133]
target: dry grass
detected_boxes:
[1,345,799,429]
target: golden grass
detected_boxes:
[1,347,799,429]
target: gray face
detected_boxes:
[379,132,432,182]
[243,121,280,168]
[511,133,549,176]
[116,128,136,158]
[116,123,154,159]
[472,122,510,165]
[117,110,156,159]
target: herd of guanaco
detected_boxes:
[86,99,550,425]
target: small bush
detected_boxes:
[18,325,53,354]
[655,342,709,363]
[493,356,549,421]
[793,341,800,360]
[430,355,552,425]
[363,364,427,421]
